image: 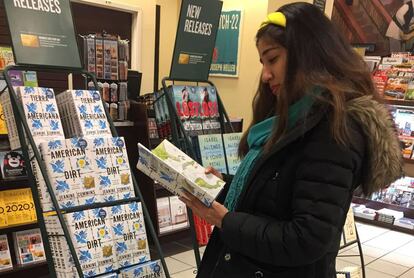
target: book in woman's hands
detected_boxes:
[137,140,225,207]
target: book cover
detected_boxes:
[196,134,227,174]
[120,260,165,278]
[394,109,414,137]
[23,71,38,87]
[0,234,12,271]
[14,228,45,265]
[40,138,99,209]
[0,46,14,70]
[7,70,24,87]
[394,217,414,229]
[0,103,8,135]
[170,85,196,135]
[137,140,226,207]
[93,137,135,201]
[96,38,104,79]
[55,90,111,138]
[0,150,26,179]
[222,132,242,175]
[2,188,36,226]
[156,197,172,234]
[383,77,409,100]
[84,36,96,74]
[198,86,221,134]
[169,196,189,231]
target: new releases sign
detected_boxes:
[4,0,82,69]
[210,10,242,77]
[170,0,223,81]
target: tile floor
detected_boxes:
[159,222,414,277]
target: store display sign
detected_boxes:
[4,0,82,69]
[170,0,223,81]
[210,10,242,77]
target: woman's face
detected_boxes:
[257,39,287,96]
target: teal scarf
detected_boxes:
[224,92,318,211]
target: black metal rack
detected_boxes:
[337,221,366,278]
[159,76,235,269]
[1,64,171,278]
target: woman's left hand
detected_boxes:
[179,191,228,228]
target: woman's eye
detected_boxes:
[269,56,279,64]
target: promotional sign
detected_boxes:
[210,10,242,77]
[170,0,223,81]
[4,0,82,69]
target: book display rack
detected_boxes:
[2,64,170,278]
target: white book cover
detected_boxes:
[14,228,45,265]
[120,259,165,278]
[394,217,414,229]
[93,137,135,201]
[40,138,99,209]
[56,90,111,138]
[0,234,12,271]
[137,140,225,207]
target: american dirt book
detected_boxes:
[45,202,149,276]
[120,259,166,278]
[13,228,45,265]
[0,234,12,271]
[137,139,225,207]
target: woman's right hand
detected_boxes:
[205,166,223,180]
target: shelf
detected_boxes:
[0,177,29,191]
[158,226,190,237]
[355,216,414,235]
[404,158,414,165]
[384,99,414,107]
[0,261,47,276]
[352,196,414,219]
[0,221,38,234]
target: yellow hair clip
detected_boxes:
[260,12,286,29]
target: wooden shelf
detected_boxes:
[0,261,47,276]
[355,216,414,235]
[403,158,414,164]
[384,99,414,107]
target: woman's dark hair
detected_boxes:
[238,2,379,156]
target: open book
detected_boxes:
[137,140,225,207]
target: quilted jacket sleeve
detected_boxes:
[219,119,364,266]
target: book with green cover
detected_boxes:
[137,139,225,207]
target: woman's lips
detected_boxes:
[271,85,280,94]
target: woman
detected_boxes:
[180,2,402,277]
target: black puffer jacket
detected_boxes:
[196,96,402,278]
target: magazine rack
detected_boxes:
[2,65,171,278]
[159,76,235,268]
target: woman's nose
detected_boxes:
[261,66,272,83]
